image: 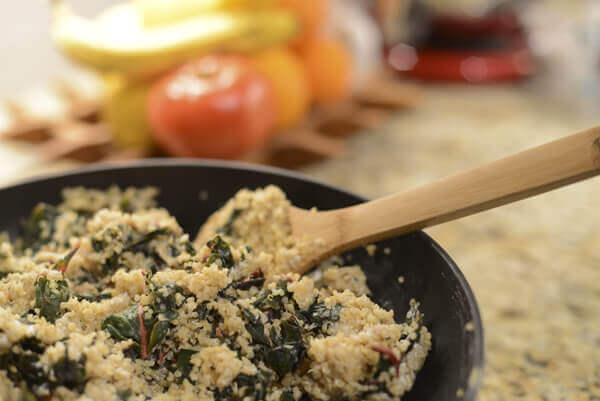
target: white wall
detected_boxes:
[0,0,121,96]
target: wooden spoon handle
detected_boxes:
[321,127,600,252]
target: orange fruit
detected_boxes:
[278,0,329,44]
[252,46,311,131]
[298,36,352,104]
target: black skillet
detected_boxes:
[0,160,484,401]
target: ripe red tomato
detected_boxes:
[147,54,277,159]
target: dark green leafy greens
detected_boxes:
[371,345,399,377]
[195,301,224,339]
[125,228,169,252]
[280,391,295,401]
[117,388,133,400]
[34,277,70,323]
[0,337,87,398]
[10,192,422,400]
[75,293,112,302]
[263,319,306,377]
[205,235,234,268]
[0,338,46,391]
[21,203,59,250]
[214,370,272,401]
[51,354,87,393]
[93,227,194,276]
[231,271,265,291]
[216,208,243,236]
[148,321,170,352]
[242,309,269,346]
[253,280,292,311]
[119,198,132,213]
[102,305,146,343]
[102,304,167,358]
[101,279,185,359]
[90,237,106,253]
[174,349,197,382]
[299,300,341,333]
[148,282,183,321]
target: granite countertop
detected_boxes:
[303,85,600,400]
[2,84,600,400]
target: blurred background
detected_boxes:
[4,0,600,175]
[1,1,600,400]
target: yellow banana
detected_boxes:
[51,0,297,78]
[102,74,154,150]
[135,0,277,27]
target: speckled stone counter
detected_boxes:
[302,85,600,400]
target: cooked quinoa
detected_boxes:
[0,185,431,401]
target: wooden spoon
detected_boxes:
[289,127,600,273]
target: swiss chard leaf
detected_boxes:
[175,349,197,382]
[278,319,303,344]
[119,198,132,213]
[125,228,169,252]
[102,306,139,342]
[242,309,268,346]
[184,241,197,256]
[216,209,242,236]
[373,353,394,378]
[264,318,306,378]
[299,300,341,333]
[233,370,272,400]
[264,344,303,378]
[148,320,170,352]
[97,228,171,275]
[0,337,87,397]
[0,338,46,390]
[280,391,295,401]
[90,238,106,252]
[75,293,112,302]
[51,355,87,393]
[232,271,265,291]
[34,277,70,323]
[196,301,223,337]
[21,203,59,250]
[117,389,132,400]
[102,305,156,350]
[253,289,286,311]
[205,236,234,268]
[150,282,183,321]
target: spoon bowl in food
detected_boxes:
[0,160,483,401]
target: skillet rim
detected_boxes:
[0,158,485,400]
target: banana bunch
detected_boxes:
[51,0,297,78]
[135,0,277,27]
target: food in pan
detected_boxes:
[0,185,430,401]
